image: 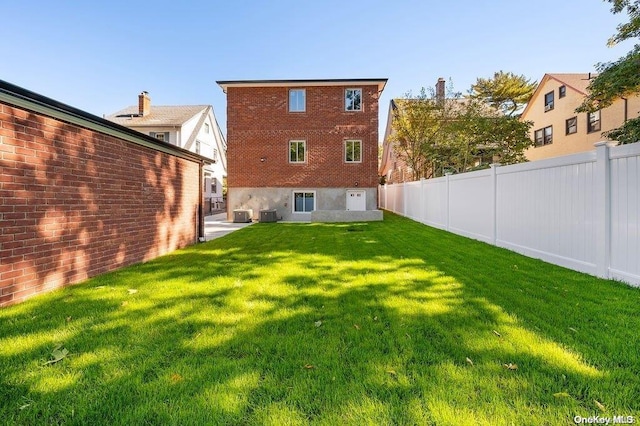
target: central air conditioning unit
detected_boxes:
[259,209,278,223]
[233,209,252,223]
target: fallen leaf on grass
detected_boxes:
[569,327,578,333]
[170,373,183,383]
[503,363,518,370]
[314,320,322,327]
[127,289,138,294]
[553,392,571,398]
[353,324,360,330]
[594,400,606,411]
[66,316,72,322]
[43,346,69,366]
[303,364,314,369]
[493,330,502,337]
[466,357,474,366]
[386,370,397,376]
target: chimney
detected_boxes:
[436,78,446,102]
[138,91,150,116]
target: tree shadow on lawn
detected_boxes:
[1,212,639,424]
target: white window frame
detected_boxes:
[344,139,362,163]
[345,88,362,111]
[292,191,316,213]
[204,123,210,134]
[289,89,306,112]
[289,140,306,163]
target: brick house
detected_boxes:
[0,79,211,306]
[217,78,387,222]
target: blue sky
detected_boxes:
[2,1,634,140]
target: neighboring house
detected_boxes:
[106,92,227,207]
[522,73,640,161]
[379,98,411,184]
[380,78,496,184]
[217,78,388,222]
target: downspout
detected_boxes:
[623,97,628,122]
[198,161,205,242]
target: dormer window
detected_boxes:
[544,91,554,112]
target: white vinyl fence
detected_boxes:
[379,142,640,286]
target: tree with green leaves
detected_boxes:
[469,71,537,117]
[390,78,533,180]
[576,0,640,144]
[390,86,459,180]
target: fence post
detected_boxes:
[594,141,612,279]
[490,163,500,246]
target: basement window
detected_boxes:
[293,191,315,212]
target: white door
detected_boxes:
[346,190,366,211]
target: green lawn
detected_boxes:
[1,212,639,425]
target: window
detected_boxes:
[195,140,201,154]
[345,88,362,111]
[566,117,577,135]
[289,140,306,163]
[345,140,362,162]
[289,89,306,112]
[204,123,210,133]
[559,86,566,98]
[293,192,315,212]
[534,129,544,146]
[211,178,217,194]
[151,132,169,142]
[534,126,553,146]
[587,111,601,133]
[544,126,553,145]
[544,91,554,111]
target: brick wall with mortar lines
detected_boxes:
[226,85,380,189]
[0,104,200,306]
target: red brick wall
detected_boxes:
[0,104,200,307]
[226,84,380,189]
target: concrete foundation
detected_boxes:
[311,210,383,222]
[227,187,378,222]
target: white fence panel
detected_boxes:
[378,142,640,286]
[610,143,640,284]
[423,177,448,229]
[448,169,494,243]
[404,181,423,222]
[495,153,598,275]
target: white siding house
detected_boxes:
[106,92,227,207]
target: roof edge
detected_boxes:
[0,79,212,165]
[217,78,388,93]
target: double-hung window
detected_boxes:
[587,111,601,133]
[544,91,554,111]
[289,140,306,163]
[345,89,362,111]
[345,140,362,162]
[289,89,306,112]
[566,117,577,135]
[543,126,553,145]
[534,127,553,146]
